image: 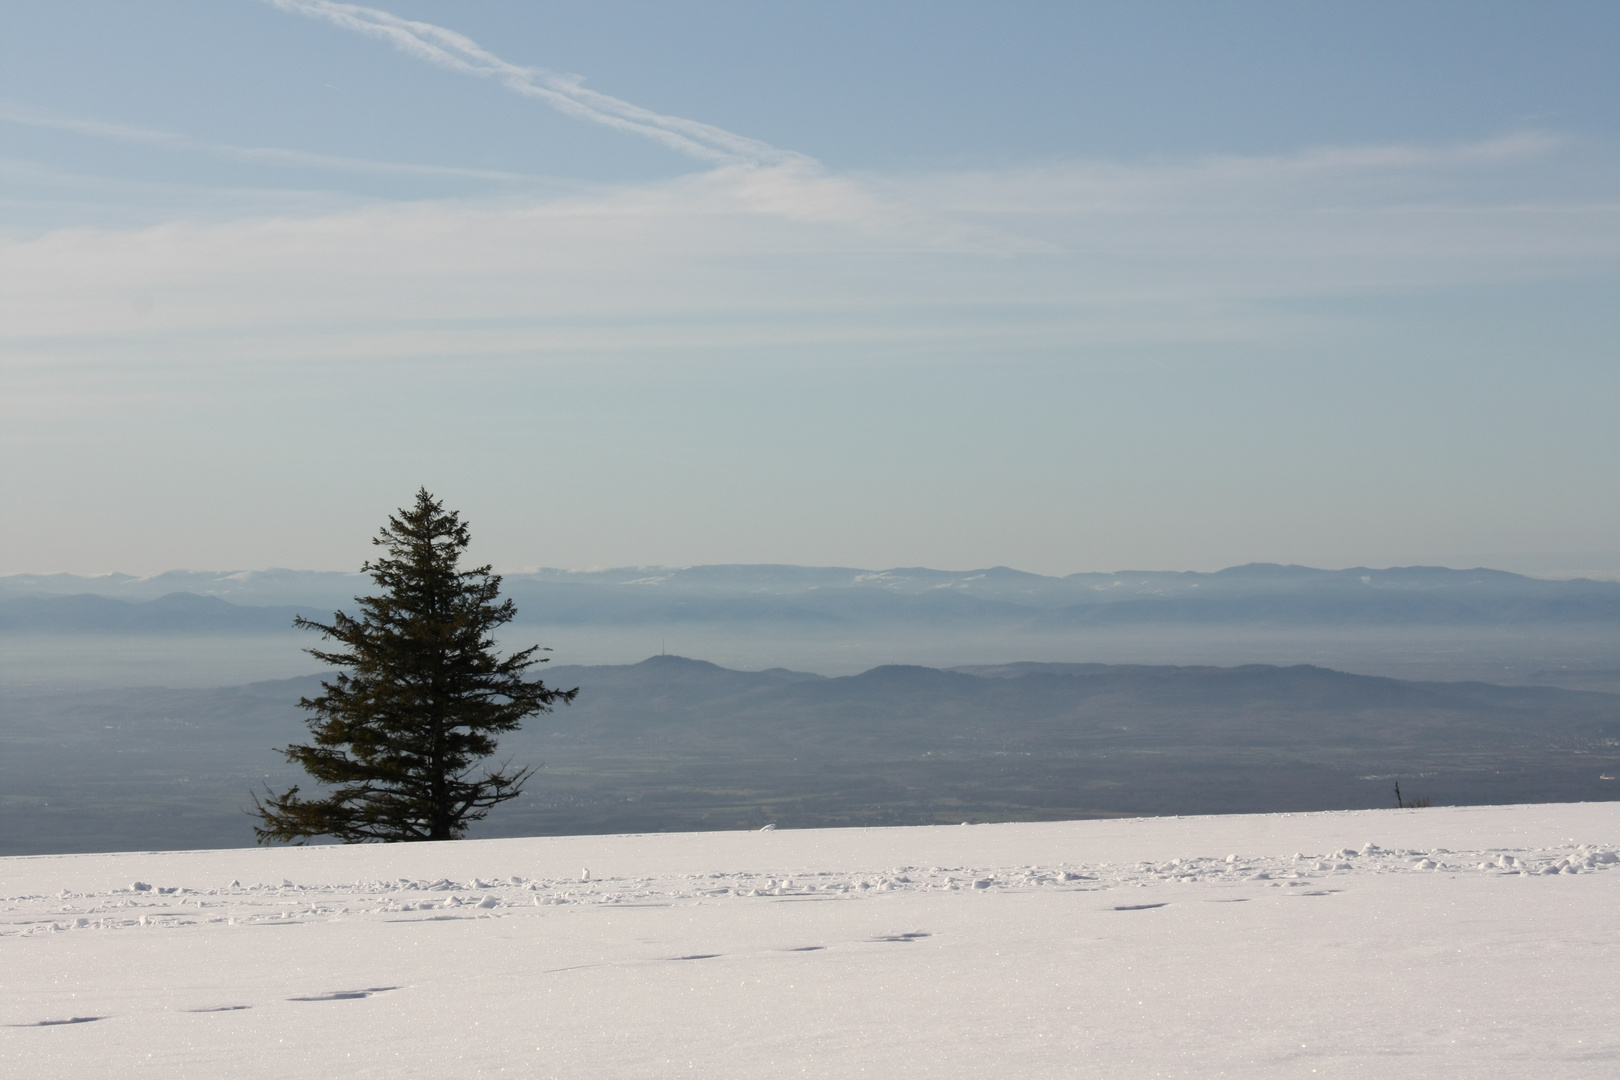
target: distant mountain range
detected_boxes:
[4,563,1620,632]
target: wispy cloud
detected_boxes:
[265,0,809,169]
[0,99,1027,252]
[0,100,537,183]
[3,133,1613,367]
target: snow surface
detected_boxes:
[3,803,1617,1077]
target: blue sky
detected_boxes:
[2,1,1617,576]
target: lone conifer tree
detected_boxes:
[254,489,575,843]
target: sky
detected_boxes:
[2,1,1618,577]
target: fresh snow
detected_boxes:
[2,803,1617,1077]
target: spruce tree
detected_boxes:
[254,489,575,843]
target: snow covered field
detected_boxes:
[3,803,1617,1078]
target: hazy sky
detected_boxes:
[2,1,1617,576]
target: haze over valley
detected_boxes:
[3,561,1617,856]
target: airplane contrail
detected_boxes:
[263,0,810,169]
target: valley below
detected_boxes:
[3,655,1616,856]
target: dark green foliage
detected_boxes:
[253,490,575,843]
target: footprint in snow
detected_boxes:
[672,954,720,961]
[288,986,399,1002]
[13,1016,105,1027]
[871,932,931,942]
[1113,903,1169,911]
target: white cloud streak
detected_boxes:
[264,0,810,169]
[0,100,536,183]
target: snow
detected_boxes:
[2,803,1617,1077]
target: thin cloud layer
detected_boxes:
[0,100,538,183]
[2,133,1613,375]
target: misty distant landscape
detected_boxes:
[5,562,1620,690]
[8,561,1620,630]
[3,562,1617,856]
